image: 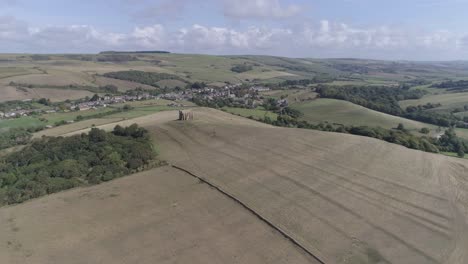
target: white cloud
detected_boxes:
[223,0,302,19]
[2,15,468,59]
[132,24,166,48]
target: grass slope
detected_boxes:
[400,92,468,112]
[291,98,437,132]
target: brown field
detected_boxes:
[0,166,316,264]
[2,108,468,264]
[0,70,94,87]
[0,86,94,102]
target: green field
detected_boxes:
[399,92,468,112]
[222,107,278,121]
[41,108,116,124]
[260,89,317,102]
[291,99,438,132]
[0,116,46,131]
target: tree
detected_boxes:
[90,94,100,101]
[397,123,405,131]
[37,98,50,106]
[456,142,465,158]
[420,127,430,134]
[88,128,107,142]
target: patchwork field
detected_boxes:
[8,108,467,264]
[3,54,468,102]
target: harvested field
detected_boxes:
[31,88,94,102]
[0,86,93,102]
[0,71,93,87]
[148,108,468,264]
[3,108,468,264]
[0,86,33,102]
[0,166,316,264]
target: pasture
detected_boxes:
[291,98,437,132]
[222,107,278,121]
[400,92,468,112]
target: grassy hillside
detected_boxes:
[400,92,468,113]
[291,98,437,132]
[222,107,278,121]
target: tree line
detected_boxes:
[103,70,185,87]
[431,80,468,92]
[0,124,156,205]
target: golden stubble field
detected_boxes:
[1,108,467,264]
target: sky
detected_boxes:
[2,0,468,60]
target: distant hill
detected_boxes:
[99,50,171,54]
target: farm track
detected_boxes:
[0,166,318,264]
[170,164,328,264]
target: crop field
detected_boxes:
[0,85,94,103]
[0,67,43,79]
[0,166,316,264]
[148,108,468,264]
[291,98,437,132]
[2,108,468,264]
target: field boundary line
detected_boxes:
[171,164,329,264]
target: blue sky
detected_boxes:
[2,0,468,60]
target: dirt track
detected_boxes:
[3,108,468,263]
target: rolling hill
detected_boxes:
[1,108,467,264]
[3,53,468,103]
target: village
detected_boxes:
[0,83,287,120]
